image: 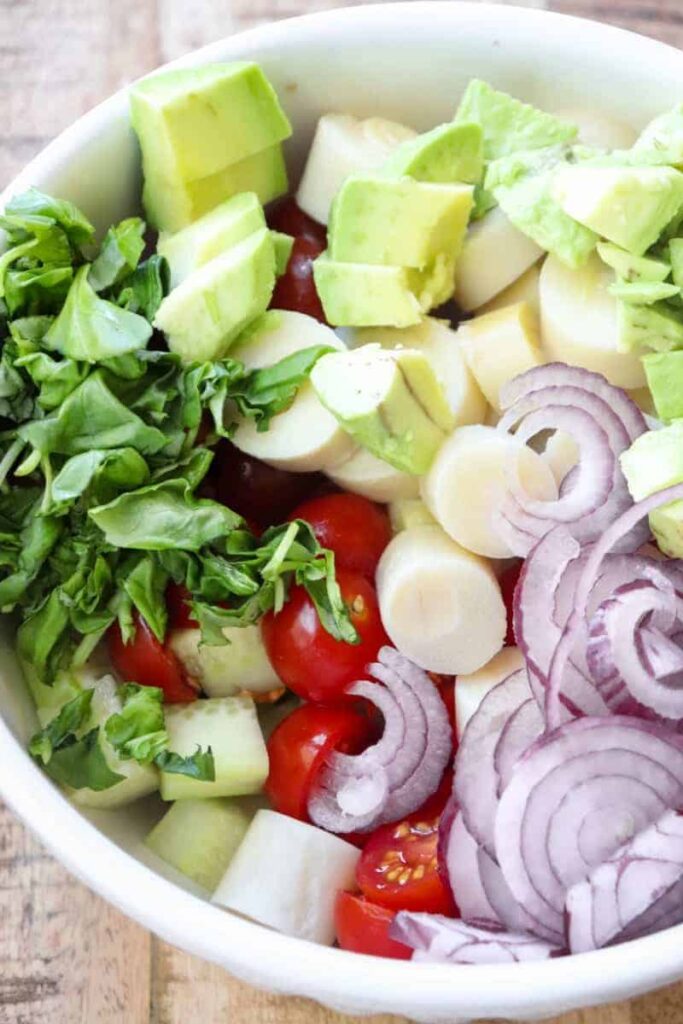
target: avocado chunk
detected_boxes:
[643,351,683,421]
[158,192,266,287]
[618,300,683,353]
[454,79,578,161]
[633,104,683,166]
[597,241,671,283]
[552,165,683,256]
[620,422,683,557]
[609,280,680,304]
[130,62,291,183]
[153,227,276,362]
[328,175,473,269]
[142,144,288,233]
[486,147,598,268]
[670,238,683,289]
[381,122,484,185]
[271,231,294,275]
[310,344,454,474]
[313,254,424,327]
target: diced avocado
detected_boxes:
[168,624,280,698]
[608,280,680,304]
[158,192,266,287]
[381,122,484,185]
[643,351,683,421]
[310,345,453,474]
[633,104,683,166]
[154,228,276,362]
[670,238,683,289]
[272,231,294,275]
[145,795,264,891]
[328,175,473,269]
[618,300,683,353]
[142,145,288,233]
[597,241,671,283]
[620,422,683,557]
[313,254,423,327]
[388,497,436,533]
[130,62,291,184]
[486,147,597,268]
[650,501,683,558]
[160,695,268,801]
[458,300,544,411]
[454,79,577,161]
[552,165,683,256]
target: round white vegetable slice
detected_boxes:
[552,108,637,150]
[168,624,280,697]
[455,207,543,312]
[349,318,487,427]
[455,646,524,741]
[230,310,356,472]
[479,263,541,317]
[296,113,417,225]
[421,425,558,559]
[376,524,506,674]
[212,809,359,944]
[542,431,579,488]
[326,445,420,502]
[539,252,646,389]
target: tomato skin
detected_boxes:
[166,582,197,630]
[262,569,389,703]
[267,196,327,245]
[334,891,412,959]
[270,234,327,323]
[212,441,323,527]
[499,562,522,646]
[107,615,198,704]
[289,493,391,578]
[265,702,374,820]
[357,815,457,916]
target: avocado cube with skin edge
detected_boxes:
[617,300,683,354]
[313,254,424,327]
[643,352,683,422]
[130,62,292,183]
[670,239,683,290]
[596,241,671,283]
[620,422,683,558]
[142,144,288,233]
[328,175,473,269]
[381,122,484,185]
[153,228,276,363]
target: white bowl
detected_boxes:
[3,4,683,1020]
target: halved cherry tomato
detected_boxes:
[357,815,457,916]
[212,441,323,526]
[267,196,327,245]
[270,234,327,323]
[107,614,197,704]
[166,582,197,630]
[499,562,522,646]
[334,891,411,959]
[265,702,374,819]
[289,493,391,579]
[262,568,389,703]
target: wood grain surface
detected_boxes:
[2,1,683,1022]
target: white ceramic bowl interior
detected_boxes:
[3,5,683,1021]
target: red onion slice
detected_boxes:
[547,483,683,730]
[444,809,499,925]
[453,668,532,858]
[308,647,451,833]
[493,698,544,793]
[494,716,683,937]
[390,913,562,964]
[566,809,683,952]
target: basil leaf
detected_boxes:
[119,554,168,641]
[104,683,167,763]
[44,265,152,362]
[0,514,62,608]
[113,254,168,320]
[28,689,93,764]
[15,351,88,410]
[155,746,215,781]
[50,448,149,507]
[4,265,73,316]
[42,728,124,790]
[230,344,334,431]
[89,218,145,291]
[4,188,95,248]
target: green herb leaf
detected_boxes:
[103,683,168,763]
[119,554,168,641]
[230,344,334,432]
[113,254,169,320]
[42,728,125,790]
[50,448,150,508]
[28,689,93,764]
[89,218,145,291]
[15,351,88,410]
[4,188,95,248]
[155,746,215,781]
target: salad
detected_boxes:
[6,62,683,965]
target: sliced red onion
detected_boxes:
[390,913,562,964]
[307,647,451,833]
[453,668,532,858]
[546,483,683,730]
[494,716,683,937]
[493,698,544,793]
[566,809,683,952]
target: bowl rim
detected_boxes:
[3,2,683,1015]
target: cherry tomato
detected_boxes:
[166,582,197,630]
[265,702,374,819]
[499,562,522,646]
[288,493,391,578]
[270,234,327,323]
[262,568,389,703]
[267,196,327,245]
[212,441,323,526]
[107,614,198,703]
[357,815,457,915]
[334,891,411,959]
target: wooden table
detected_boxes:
[2,0,683,1021]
